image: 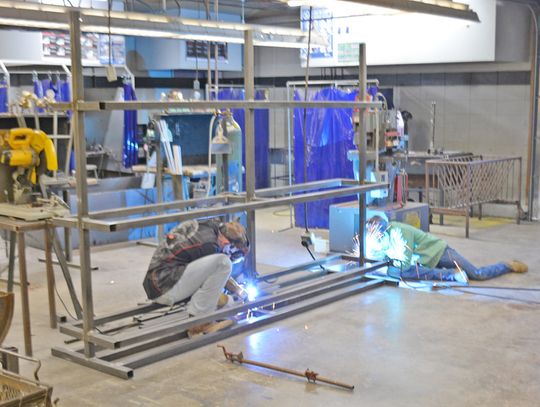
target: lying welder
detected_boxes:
[143,218,249,335]
[366,215,527,284]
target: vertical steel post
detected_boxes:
[155,136,164,239]
[518,157,522,224]
[356,44,367,265]
[17,232,31,356]
[69,11,95,358]
[44,226,57,329]
[244,30,257,278]
[214,0,219,92]
[527,12,540,221]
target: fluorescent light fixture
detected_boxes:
[285,0,480,22]
[0,0,327,47]
[0,17,67,30]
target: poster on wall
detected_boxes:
[300,0,496,67]
[300,7,333,61]
[42,31,125,65]
[98,35,126,65]
[42,31,71,58]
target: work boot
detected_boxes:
[507,260,528,273]
[187,319,234,338]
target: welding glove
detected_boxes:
[225,278,249,302]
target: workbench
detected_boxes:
[0,217,57,356]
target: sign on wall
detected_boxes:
[42,31,126,65]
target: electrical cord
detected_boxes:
[449,287,540,306]
[54,284,78,321]
[463,285,540,292]
[301,6,313,235]
[301,240,326,272]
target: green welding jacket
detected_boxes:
[388,221,447,268]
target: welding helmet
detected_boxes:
[219,221,250,262]
[366,215,389,238]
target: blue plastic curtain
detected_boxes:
[216,88,270,189]
[33,78,44,113]
[294,87,358,229]
[56,79,71,102]
[0,79,7,113]
[122,82,138,168]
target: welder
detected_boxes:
[143,218,249,335]
[366,215,527,283]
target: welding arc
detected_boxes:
[218,345,354,390]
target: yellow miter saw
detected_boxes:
[0,128,58,205]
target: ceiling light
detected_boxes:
[285,0,479,22]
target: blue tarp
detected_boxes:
[123,83,138,168]
[216,88,270,189]
[294,87,359,229]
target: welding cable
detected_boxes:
[301,6,313,235]
[463,285,540,291]
[449,287,540,305]
[301,240,326,272]
[54,284,78,321]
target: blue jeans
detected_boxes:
[389,247,511,282]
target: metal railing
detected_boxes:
[425,155,522,237]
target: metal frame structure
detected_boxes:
[44,10,386,377]
[52,257,389,378]
[425,155,523,237]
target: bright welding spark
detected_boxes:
[386,228,408,265]
[245,284,259,301]
[352,226,410,267]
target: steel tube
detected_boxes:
[254,179,342,197]
[51,347,134,379]
[255,254,342,281]
[357,43,367,265]
[50,100,381,112]
[243,29,257,279]
[88,196,229,219]
[69,10,95,358]
[17,232,32,356]
[78,182,386,232]
[44,226,57,329]
[97,274,364,361]
[121,279,384,370]
[85,261,386,349]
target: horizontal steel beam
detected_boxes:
[79,182,387,232]
[88,195,230,220]
[255,254,343,281]
[122,279,385,370]
[50,100,382,112]
[84,261,386,349]
[51,347,134,379]
[254,179,343,197]
[96,274,375,363]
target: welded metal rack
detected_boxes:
[47,11,387,378]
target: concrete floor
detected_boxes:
[2,207,539,406]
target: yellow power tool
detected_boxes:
[0,128,58,204]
